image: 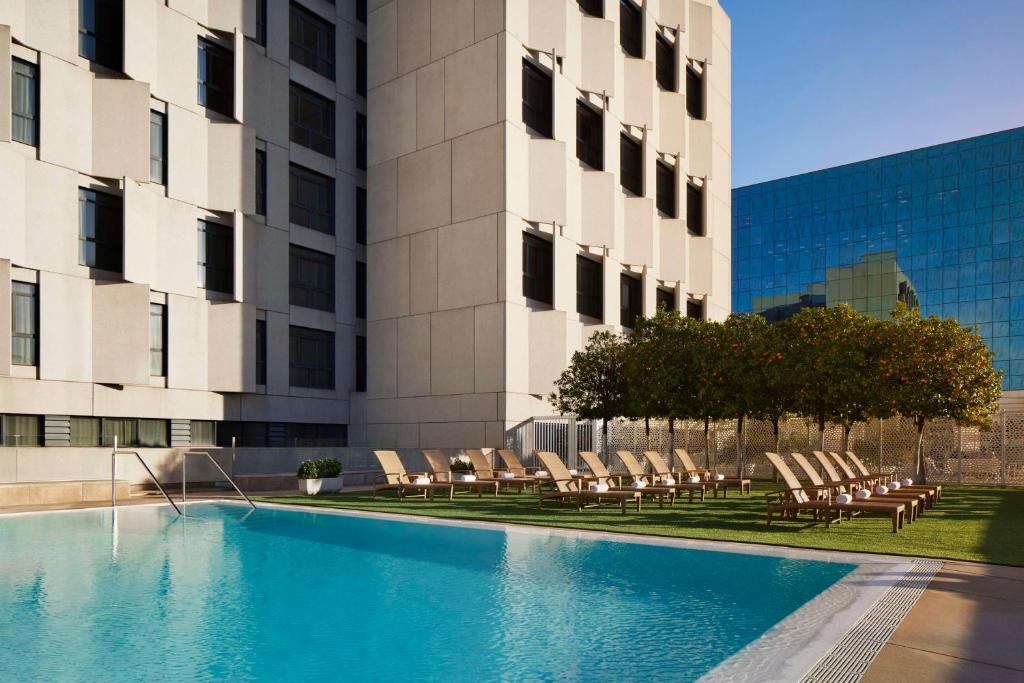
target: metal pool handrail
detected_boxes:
[181,449,257,511]
[111,436,182,516]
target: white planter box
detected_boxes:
[298,476,344,495]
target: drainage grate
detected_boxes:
[800,560,943,683]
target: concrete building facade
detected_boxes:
[362,0,732,448]
[0,0,365,448]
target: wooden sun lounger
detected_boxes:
[463,449,537,492]
[615,450,705,502]
[372,450,455,501]
[495,449,548,478]
[824,452,928,514]
[421,449,500,497]
[813,451,928,516]
[535,450,643,514]
[791,452,921,522]
[765,452,907,533]
[671,448,752,496]
[578,451,674,507]
[845,451,942,504]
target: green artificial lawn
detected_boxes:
[257,482,1024,567]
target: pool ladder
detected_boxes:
[110,437,256,516]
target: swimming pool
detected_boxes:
[0,502,860,681]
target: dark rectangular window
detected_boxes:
[197,219,234,294]
[12,59,39,146]
[522,233,553,305]
[620,132,643,196]
[356,260,367,318]
[289,164,335,234]
[11,282,38,367]
[356,38,367,97]
[576,256,603,319]
[79,188,123,273]
[687,297,704,319]
[656,287,675,311]
[255,148,267,215]
[255,0,267,46]
[356,112,367,169]
[290,2,335,80]
[150,110,167,184]
[217,421,269,447]
[620,273,642,328]
[578,0,603,17]
[355,335,367,391]
[70,416,101,447]
[256,319,267,385]
[656,33,675,90]
[290,326,335,389]
[620,0,642,58]
[686,65,704,119]
[2,414,42,446]
[355,186,367,244]
[522,59,553,138]
[289,245,335,312]
[198,37,234,117]
[576,99,603,170]
[656,160,676,216]
[101,418,168,447]
[290,83,335,157]
[150,303,166,377]
[687,181,704,236]
[191,420,216,446]
[79,0,123,71]
[356,0,367,22]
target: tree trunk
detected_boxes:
[915,417,927,484]
[736,414,745,478]
[602,417,609,466]
[645,415,651,450]
[817,413,826,451]
[703,417,711,469]
[668,417,675,460]
[842,423,852,455]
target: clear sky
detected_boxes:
[723,0,1024,188]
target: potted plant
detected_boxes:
[449,453,476,482]
[297,458,344,495]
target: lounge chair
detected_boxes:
[813,451,930,516]
[845,451,941,504]
[463,449,536,492]
[372,450,455,500]
[615,450,706,502]
[578,451,675,507]
[790,452,921,522]
[495,449,546,478]
[421,449,500,497]
[765,452,907,533]
[671,448,752,497]
[826,451,934,511]
[535,450,643,514]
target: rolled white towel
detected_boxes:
[499,472,516,479]
[854,489,872,500]
[687,475,701,484]
[412,477,431,485]
[568,469,578,476]
[460,474,477,482]
[835,493,853,504]
[889,481,901,490]
[661,477,676,486]
[589,483,610,493]
[533,470,548,477]
[631,479,648,488]
[713,474,725,481]
[902,477,913,486]
[874,485,889,496]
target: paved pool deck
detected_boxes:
[2,494,1022,682]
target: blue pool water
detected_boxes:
[0,503,854,681]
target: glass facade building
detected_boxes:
[732,127,1024,391]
